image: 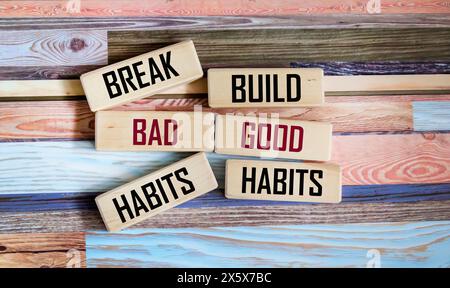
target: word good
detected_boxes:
[81,40,203,111]
[96,152,218,231]
[95,111,215,151]
[225,159,341,203]
[208,68,324,108]
[215,114,332,161]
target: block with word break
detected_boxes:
[81,40,203,111]
[96,152,218,232]
[215,114,332,161]
[95,111,215,152]
[225,159,341,203]
[208,68,324,108]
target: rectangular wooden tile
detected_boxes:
[208,68,324,108]
[95,111,215,151]
[80,40,203,111]
[214,114,332,161]
[225,159,341,204]
[95,152,218,232]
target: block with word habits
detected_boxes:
[96,152,218,232]
[215,114,332,161]
[225,159,341,203]
[95,111,215,151]
[208,68,324,108]
[81,40,203,111]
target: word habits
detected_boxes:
[215,114,332,161]
[225,159,341,203]
[81,40,203,111]
[96,152,218,232]
[95,111,215,152]
[208,68,324,108]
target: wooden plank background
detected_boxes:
[0,8,449,268]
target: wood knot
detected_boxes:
[0,246,6,252]
[70,38,86,52]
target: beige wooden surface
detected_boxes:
[215,114,332,161]
[207,68,324,107]
[95,111,215,151]
[95,152,218,232]
[225,159,341,203]
[80,40,203,111]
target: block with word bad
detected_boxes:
[95,111,215,151]
[96,152,218,232]
[225,159,341,203]
[215,114,332,161]
[81,40,203,111]
[208,68,324,108]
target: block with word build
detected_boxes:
[225,159,341,203]
[95,111,215,151]
[215,114,332,161]
[96,152,218,232]
[81,40,203,111]
[208,68,324,108]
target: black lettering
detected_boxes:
[309,170,323,196]
[161,173,180,200]
[155,178,170,204]
[112,194,134,223]
[257,168,271,194]
[273,168,287,195]
[273,75,283,102]
[148,57,165,84]
[102,71,122,98]
[296,169,308,196]
[130,189,149,217]
[132,61,150,89]
[174,167,195,195]
[242,167,256,194]
[232,75,246,103]
[141,182,162,210]
[117,66,138,94]
[287,74,301,102]
[159,51,179,79]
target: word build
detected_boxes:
[215,114,332,161]
[95,111,215,151]
[208,68,324,108]
[225,159,341,203]
[81,40,203,111]
[96,152,218,231]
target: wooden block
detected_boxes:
[214,114,332,161]
[225,159,341,203]
[95,152,218,232]
[80,40,203,111]
[208,68,324,108]
[95,111,215,151]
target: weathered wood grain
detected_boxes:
[413,102,450,131]
[0,30,106,66]
[0,135,448,195]
[2,95,449,141]
[86,221,450,268]
[1,201,449,233]
[1,183,449,213]
[0,65,101,80]
[0,232,85,268]
[108,28,450,65]
[1,1,450,17]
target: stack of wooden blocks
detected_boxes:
[82,40,341,232]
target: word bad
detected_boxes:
[96,152,218,231]
[215,114,332,161]
[95,111,215,152]
[81,40,203,111]
[208,68,324,108]
[225,159,341,203]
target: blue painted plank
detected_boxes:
[1,183,449,212]
[86,221,450,268]
[413,102,450,131]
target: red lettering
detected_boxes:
[133,119,146,145]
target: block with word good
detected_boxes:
[81,40,203,111]
[208,68,324,108]
[96,152,218,232]
[215,114,332,161]
[95,111,215,151]
[225,159,341,203]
